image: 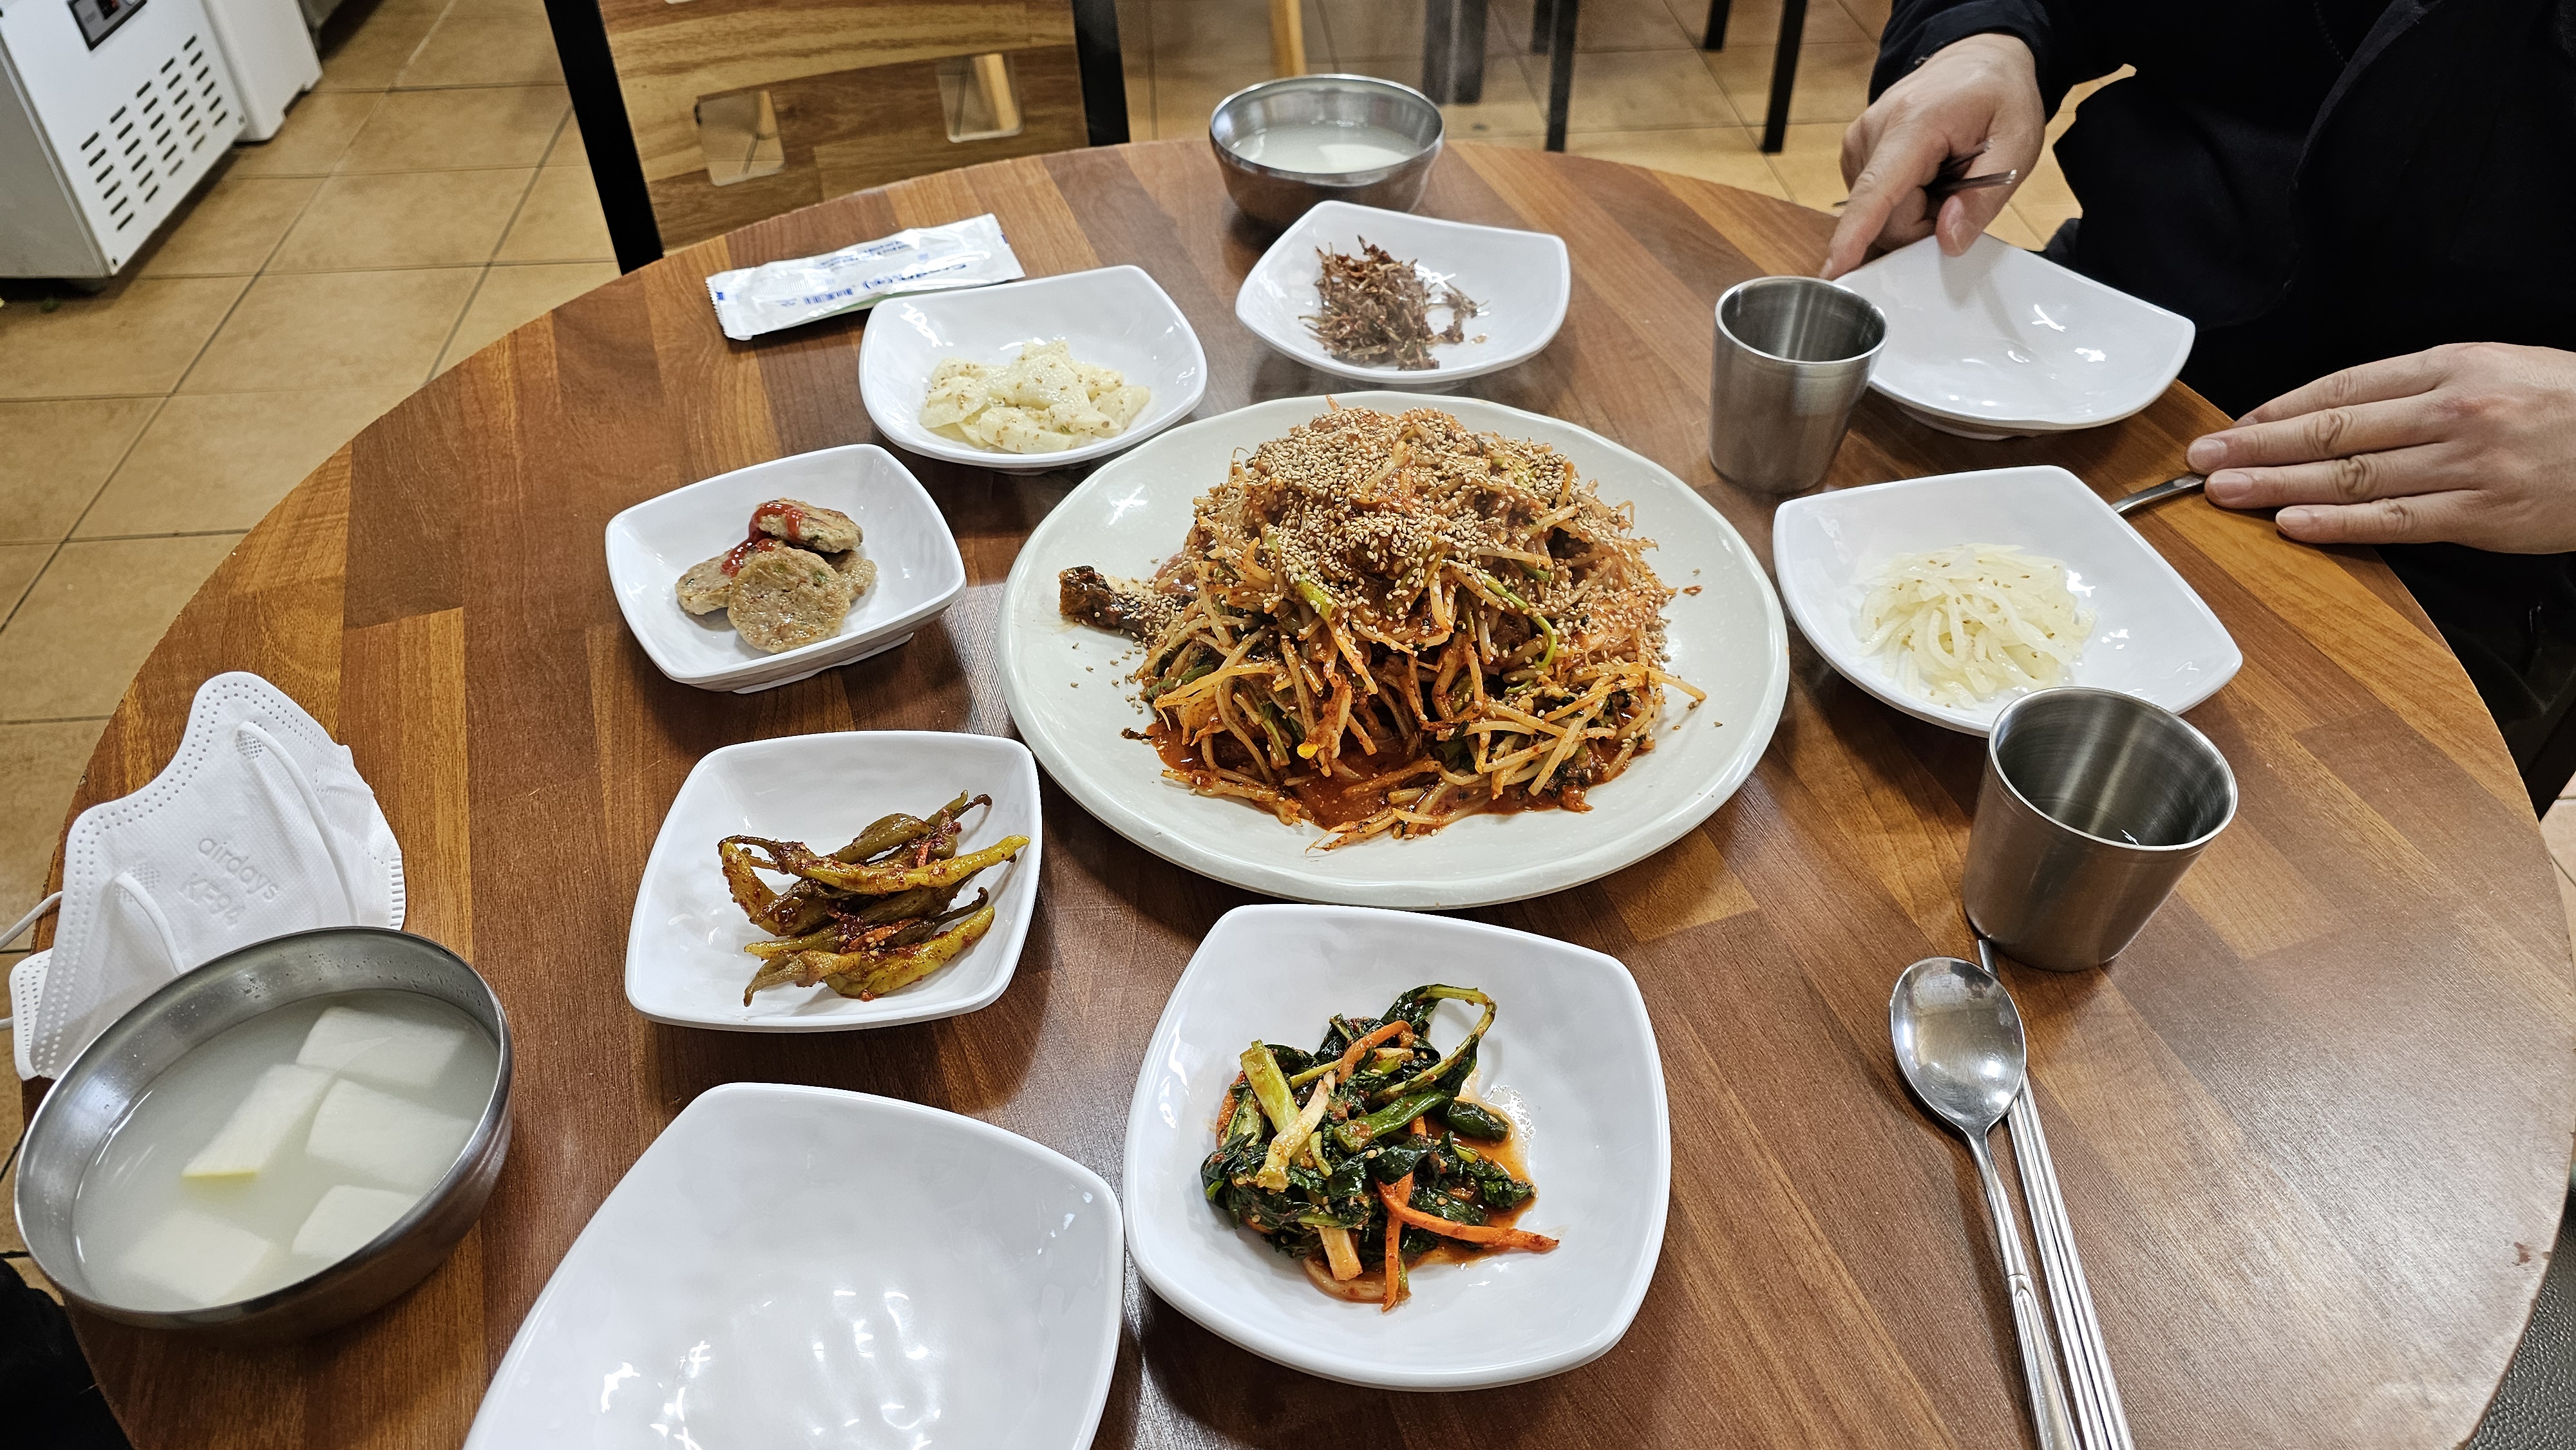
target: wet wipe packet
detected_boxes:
[705,213,1025,341]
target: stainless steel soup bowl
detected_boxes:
[1209,74,1444,230]
[13,927,512,1343]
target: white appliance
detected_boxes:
[199,0,316,140]
[0,0,247,278]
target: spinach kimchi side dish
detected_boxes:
[1059,405,1702,848]
[1204,985,1556,1312]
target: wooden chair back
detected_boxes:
[543,0,1128,265]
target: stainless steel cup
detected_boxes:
[1962,688,2237,971]
[1708,276,1887,494]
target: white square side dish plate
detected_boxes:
[1772,466,2242,735]
[603,444,967,692]
[1124,905,1671,1391]
[996,390,1789,909]
[1235,201,1570,386]
[858,265,1208,474]
[624,730,1043,1031]
[1834,234,2194,433]
[464,1084,1121,1450]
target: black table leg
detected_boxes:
[1544,0,1577,151]
[1455,0,1488,104]
[1759,0,1804,153]
[1701,0,1730,49]
[1530,0,1554,52]
[1423,0,1457,102]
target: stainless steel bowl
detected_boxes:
[1209,75,1444,230]
[13,927,512,1343]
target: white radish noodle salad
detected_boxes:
[1857,543,2095,707]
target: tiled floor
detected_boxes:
[7,0,2560,1299]
[0,0,614,1294]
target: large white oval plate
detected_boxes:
[996,391,1788,908]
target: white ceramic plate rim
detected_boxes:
[621,731,1043,1031]
[994,390,1790,908]
[1836,235,2195,429]
[464,1083,1122,1450]
[1772,466,2243,735]
[602,444,967,688]
[857,265,1210,472]
[1234,202,1571,384]
[1121,905,1671,1390]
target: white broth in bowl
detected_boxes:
[72,990,499,1310]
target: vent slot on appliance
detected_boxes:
[75,26,234,242]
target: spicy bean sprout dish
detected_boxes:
[1057,404,1701,849]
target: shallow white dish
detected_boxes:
[858,265,1208,475]
[603,444,967,693]
[1834,234,2193,435]
[996,391,1788,909]
[1235,201,1569,386]
[464,1084,1121,1450]
[1772,465,2242,735]
[1124,904,1669,1391]
[1891,400,2084,440]
[623,731,1043,1031]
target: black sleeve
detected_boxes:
[1869,0,2123,113]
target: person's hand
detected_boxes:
[2187,343,2576,553]
[1821,34,2045,280]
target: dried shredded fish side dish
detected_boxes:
[1306,241,1479,370]
[1060,404,1703,849]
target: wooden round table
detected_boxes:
[43,140,2575,1448]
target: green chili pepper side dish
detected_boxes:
[718,793,1027,1004]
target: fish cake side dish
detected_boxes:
[674,496,877,653]
[728,547,853,654]
[677,555,739,615]
[753,498,861,554]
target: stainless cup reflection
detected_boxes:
[1707,276,1886,494]
[1962,688,2237,971]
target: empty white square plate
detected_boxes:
[1123,905,1670,1390]
[603,444,967,691]
[858,265,1208,474]
[1772,466,2242,734]
[1833,234,2194,433]
[464,1084,1122,1450]
[1236,201,1571,386]
[624,730,1043,1031]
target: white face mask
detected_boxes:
[13,672,404,1080]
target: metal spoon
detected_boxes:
[1891,957,2079,1450]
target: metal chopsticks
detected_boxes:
[1975,934,2135,1450]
